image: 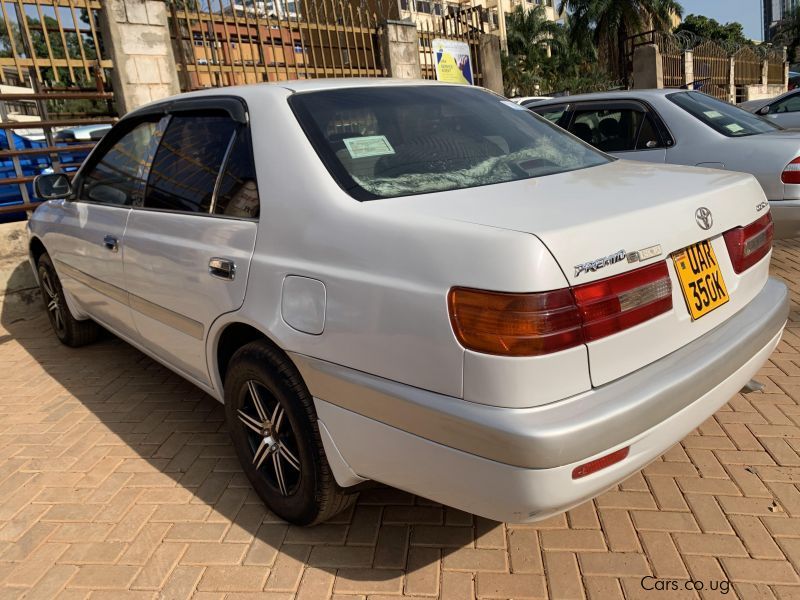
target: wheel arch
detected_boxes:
[213,321,299,395]
[29,236,47,267]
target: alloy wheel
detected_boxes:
[40,269,65,335]
[238,379,301,496]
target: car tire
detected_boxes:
[224,341,356,525]
[37,253,99,347]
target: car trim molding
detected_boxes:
[290,278,788,470]
[54,259,204,340]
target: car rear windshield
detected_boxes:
[289,86,610,200]
[667,91,782,137]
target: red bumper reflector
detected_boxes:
[572,447,630,480]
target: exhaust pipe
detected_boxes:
[741,379,765,394]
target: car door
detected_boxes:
[122,100,259,385]
[564,101,669,163]
[765,93,800,129]
[48,117,163,338]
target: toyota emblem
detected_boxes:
[695,207,713,231]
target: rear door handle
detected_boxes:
[103,235,118,252]
[209,257,236,280]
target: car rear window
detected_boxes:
[667,91,781,137]
[289,85,610,200]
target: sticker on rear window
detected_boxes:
[703,110,723,119]
[343,135,395,159]
[726,123,744,133]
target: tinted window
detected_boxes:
[668,91,781,137]
[636,114,663,149]
[535,105,568,124]
[772,94,800,114]
[81,121,158,206]
[214,128,260,219]
[144,114,237,213]
[289,86,609,200]
[570,109,643,152]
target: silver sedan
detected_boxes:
[531,89,800,238]
[740,89,800,130]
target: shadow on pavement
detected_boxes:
[0,256,504,587]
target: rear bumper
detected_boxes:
[770,200,800,239]
[294,278,789,522]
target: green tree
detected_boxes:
[502,5,562,95]
[775,7,800,63]
[558,0,683,79]
[675,14,750,46]
[502,7,617,96]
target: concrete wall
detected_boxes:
[744,83,788,102]
[380,21,421,80]
[632,44,663,89]
[99,0,181,115]
[479,34,503,94]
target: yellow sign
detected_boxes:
[432,39,473,85]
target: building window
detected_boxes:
[416,0,431,13]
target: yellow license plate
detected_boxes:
[672,240,729,320]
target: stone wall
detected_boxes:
[99,0,181,114]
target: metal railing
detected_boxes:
[0,0,111,87]
[692,41,729,101]
[167,0,384,91]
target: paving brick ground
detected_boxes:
[3,241,800,599]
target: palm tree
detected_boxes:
[502,5,563,95]
[559,0,683,79]
[775,7,800,64]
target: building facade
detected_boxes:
[399,0,559,45]
[764,0,800,41]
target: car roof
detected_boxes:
[532,88,686,106]
[125,78,468,119]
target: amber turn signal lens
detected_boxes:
[447,287,584,357]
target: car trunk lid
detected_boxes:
[381,160,772,387]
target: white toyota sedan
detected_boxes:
[27,79,788,525]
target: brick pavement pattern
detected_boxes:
[2,242,800,599]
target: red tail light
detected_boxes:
[448,261,673,357]
[572,261,673,342]
[782,157,800,184]
[723,213,773,274]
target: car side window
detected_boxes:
[570,109,643,153]
[636,114,663,150]
[772,95,800,114]
[534,105,568,125]
[213,127,260,219]
[80,120,159,206]
[143,113,238,213]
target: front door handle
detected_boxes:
[209,257,236,280]
[103,235,118,252]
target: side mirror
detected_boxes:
[34,173,72,200]
[758,105,771,115]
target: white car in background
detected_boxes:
[26,80,788,525]
[740,89,800,130]
[531,89,800,238]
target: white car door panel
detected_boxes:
[122,108,259,384]
[123,212,257,383]
[48,119,164,336]
[51,202,132,333]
